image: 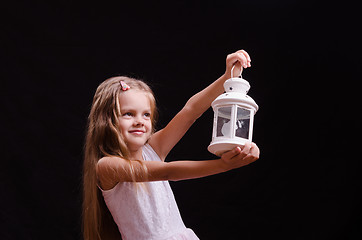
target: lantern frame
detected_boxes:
[208,76,258,156]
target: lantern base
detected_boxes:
[208,138,250,157]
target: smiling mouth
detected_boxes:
[129,130,145,135]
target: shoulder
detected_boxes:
[97,156,125,171]
[97,156,126,190]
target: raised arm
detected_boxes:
[149,50,252,160]
[97,142,259,190]
[182,50,251,120]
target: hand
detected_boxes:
[220,142,259,170]
[224,50,251,79]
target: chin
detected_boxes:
[127,139,148,150]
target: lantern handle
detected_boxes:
[231,64,243,79]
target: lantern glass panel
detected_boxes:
[216,106,232,137]
[235,107,251,139]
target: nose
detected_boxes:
[134,115,144,126]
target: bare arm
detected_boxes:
[97,142,259,190]
[149,50,252,160]
[181,50,251,120]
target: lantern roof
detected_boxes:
[211,77,258,112]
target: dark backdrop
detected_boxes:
[1,1,361,239]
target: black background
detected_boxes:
[1,1,361,239]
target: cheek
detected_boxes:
[145,120,153,133]
[146,121,152,130]
[118,119,131,131]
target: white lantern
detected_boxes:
[208,68,258,156]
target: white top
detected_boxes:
[101,144,199,240]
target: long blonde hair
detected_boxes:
[82,76,157,240]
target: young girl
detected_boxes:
[83,50,260,240]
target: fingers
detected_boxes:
[220,142,259,169]
[237,50,251,67]
[221,146,242,161]
[250,142,260,157]
[240,141,252,155]
[242,142,260,164]
[237,52,249,68]
[232,142,259,167]
[226,50,251,70]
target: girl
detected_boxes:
[83,50,260,240]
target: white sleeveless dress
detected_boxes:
[101,144,199,240]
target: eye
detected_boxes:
[123,112,133,117]
[144,112,151,118]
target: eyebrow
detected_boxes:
[119,108,151,112]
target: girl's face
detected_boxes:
[118,90,153,152]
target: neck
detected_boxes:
[128,147,143,161]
